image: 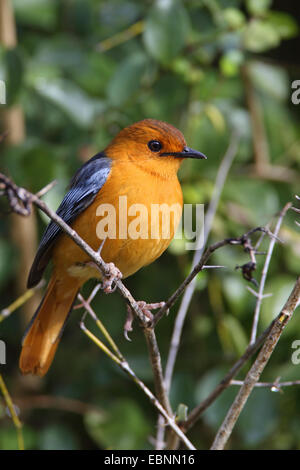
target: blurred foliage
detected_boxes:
[0,0,300,450]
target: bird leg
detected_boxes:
[124,301,166,341]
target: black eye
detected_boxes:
[148,140,162,152]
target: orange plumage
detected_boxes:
[19,119,206,376]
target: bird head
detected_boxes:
[105,119,206,178]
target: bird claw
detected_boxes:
[85,260,122,293]
[101,262,122,293]
[124,306,134,342]
[123,301,166,341]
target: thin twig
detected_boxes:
[143,327,173,416]
[181,317,275,432]
[77,292,124,360]
[153,228,265,327]
[0,374,24,450]
[292,195,300,227]
[96,21,144,52]
[74,283,102,309]
[0,280,45,323]
[78,289,173,435]
[80,319,123,365]
[229,379,300,390]
[249,202,292,344]
[79,320,196,450]
[35,180,57,198]
[143,326,175,450]
[211,277,300,450]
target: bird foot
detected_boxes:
[124,301,166,341]
[86,261,122,293]
[101,262,123,293]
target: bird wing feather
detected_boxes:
[27,152,112,287]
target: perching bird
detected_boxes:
[19,119,206,376]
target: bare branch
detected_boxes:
[229,379,300,390]
[153,227,273,328]
[35,180,57,198]
[0,280,45,323]
[77,292,124,360]
[79,312,195,449]
[0,374,24,450]
[143,327,173,416]
[96,20,144,52]
[77,289,174,438]
[181,316,275,432]
[211,277,300,450]
[249,203,292,344]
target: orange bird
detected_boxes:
[19,119,206,376]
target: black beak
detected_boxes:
[161,146,207,160]
[180,146,207,159]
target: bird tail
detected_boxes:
[19,274,79,377]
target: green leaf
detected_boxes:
[142,73,188,120]
[243,19,280,52]
[266,12,299,39]
[222,314,248,355]
[4,139,66,193]
[223,8,245,30]
[32,77,106,127]
[143,0,190,65]
[246,0,272,16]
[13,0,57,30]
[74,52,115,95]
[248,61,289,101]
[176,403,188,422]
[223,275,249,316]
[99,1,142,34]
[224,180,279,224]
[33,36,86,68]
[220,50,244,77]
[107,53,148,106]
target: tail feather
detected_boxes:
[19,274,79,377]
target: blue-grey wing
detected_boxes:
[27,152,112,288]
